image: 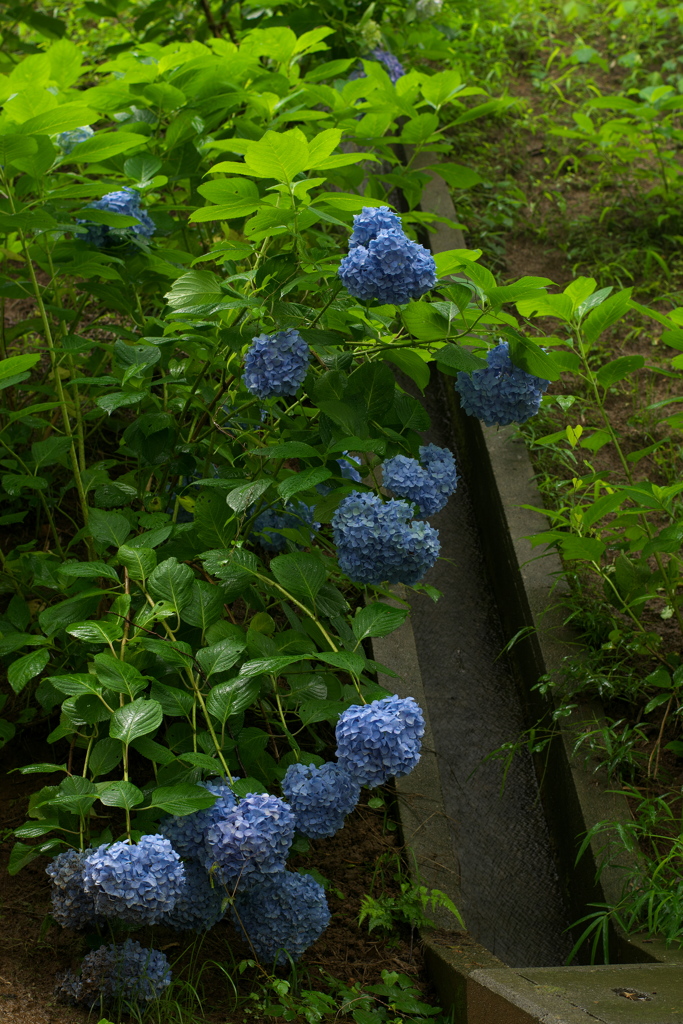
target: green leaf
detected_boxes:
[134,638,193,667]
[149,784,217,816]
[316,651,366,675]
[39,590,103,637]
[505,332,561,382]
[58,560,120,582]
[428,163,482,188]
[117,545,157,582]
[8,840,62,875]
[68,130,144,162]
[8,648,49,694]
[402,303,450,341]
[401,113,440,144]
[98,781,144,809]
[226,478,272,513]
[149,680,194,718]
[206,677,262,723]
[238,655,308,679]
[253,442,320,459]
[277,467,331,502]
[181,580,225,631]
[557,535,606,561]
[231,776,268,796]
[193,489,237,548]
[196,637,246,678]
[65,620,123,644]
[131,736,177,765]
[148,557,194,612]
[30,436,72,467]
[435,344,487,375]
[353,603,409,641]
[0,352,40,381]
[346,361,395,419]
[270,552,327,603]
[582,288,632,348]
[88,507,131,549]
[244,129,310,183]
[93,654,148,697]
[109,698,163,744]
[382,350,431,391]
[88,738,123,777]
[595,355,645,388]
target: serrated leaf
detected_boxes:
[8,648,49,694]
[109,698,163,744]
[270,552,327,603]
[352,603,409,641]
[117,545,157,582]
[180,580,225,630]
[93,653,148,697]
[58,560,120,582]
[88,507,131,549]
[88,738,123,777]
[277,467,331,502]
[595,355,645,388]
[148,783,217,816]
[65,620,123,644]
[227,478,272,513]
[316,651,366,675]
[196,637,246,678]
[148,557,194,612]
[98,781,144,809]
[206,677,261,723]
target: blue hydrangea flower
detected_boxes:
[336,695,425,788]
[455,341,550,427]
[349,207,403,248]
[338,453,362,483]
[159,778,238,859]
[160,858,225,932]
[56,939,171,1008]
[57,126,94,154]
[253,502,318,553]
[382,444,457,517]
[370,48,405,83]
[232,872,330,964]
[46,849,99,930]
[203,794,296,889]
[282,762,360,839]
[242,329,311,398]
[81,187,155,247]
[338,224,436,306]
[83,835,185,925]
[332,491,439,585]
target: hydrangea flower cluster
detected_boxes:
[370,48,406,83]
[81,187,155,247]
[336,695,425,788]
[382,443,457,517]
[203,794,296,889]
[56,939,171,1008]
[338,453,362,483]
[455,341,550,427]
[161,858,225,932]
[254,501,318,553]
[83,835,184,925]
[159,778,238,859]
[46,849,99,930]
[338,207,436,306]
[242,329,311,398]
[57,126,94,154]
[332,491,439,585]
[232,872,330,965]
[282,762,360,839]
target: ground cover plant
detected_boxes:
[434,0,683,958]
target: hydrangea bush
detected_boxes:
[455,342,551,427]
[0,20,573,1009]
